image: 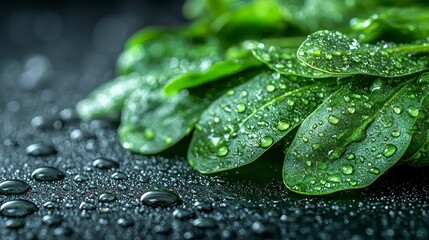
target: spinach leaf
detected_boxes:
[188,71,340,173]
[402,73,429,166]
[163,58,262,95]
[119,71,256,154]
[246,40,343,78]
[76,74,142,121]
[77,32,225,120]
[297,30,429,77]
[351,7,429,43]
[283,74,429,195]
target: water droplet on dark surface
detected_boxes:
[5,218,26,229]
[53,226,74,236]
[117,217,134,227]
[92,158,119,170]
[0,200,38,217]
[191,217,217,229]
[31,167,65,181]
[42,214,63,226]
[79,201,96,210]
[43,201,59,209]
[173,209,194,219]
[140,190,181,207]
[153,225,172,234]
[30,115,62,130]
[70,129,94,141]
[73,174,88,183]
[99,193,117,202]
[111,171,127,180]
[26,143,57,157]
[59,108,78,123]
[193,201,213,212]
[0,180,31,194]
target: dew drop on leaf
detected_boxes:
[383,144,397,158]
[260,136,274,148]
[341,164,354,175]
[369,167,380,175]
[391,131,401,137]
[217,146,229,157]
[407,106,419,117]
[277,121,290,131]
[328,174,342,183]
[236,104,246,113]
[328,115,340,124]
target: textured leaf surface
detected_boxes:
[188,71,340,173]
[163,58,262,95]
[77,34,224,120]
[297,30,429,77]
[76,74,142,121]
[246,40,341,78]
[283,75,429,195]
[119,71,255,154]
[351,7,429,43]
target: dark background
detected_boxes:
[1,1,429,239]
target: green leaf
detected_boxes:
[246,40,343,78]
[283,74,429,195]
[402,73,429,166]
[297,30,429,77]
[119,71,256,154]
[77,33,225,120]
[76,74,142,121]
[351,7,429,43]
[188,71,340,173]
[163,58,262,95]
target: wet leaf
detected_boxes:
[163,58,262,95]
[246,40,342,78]
[76,74,142,121]
[351,7,429,43]
[297,30,429,77]
[188,71,340,173]
[119,71,256,154]
[283,74,429,195]
[77,32,224,120]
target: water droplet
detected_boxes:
[92,158,119,170]
[393,107,402,115]
[328,174,342,183]
[5,218,26,229]
[42,215,63,226]
[217,146,229,157]
[311,144,320,150]
[341,164,354,175]
[346,153,355,160]
[0,200,38,217]
[73,174,88,183]
[369,167,380,174]
[117,217,134,227]
[164,137,173,146]
[260,136,274,148]
[140,190,181,207]
[347,107,356,114]
[266,85,275,92]
[305,160,312,167]
[144,129,155,140]
[191,217,217,229]
[213,117,220,123]
[26,143,57,157]
[328,115,340,125]
[193,201,213,212]
[0,180,31,194]
[99,193,117,202]
[111,171,128,180]
[173,209,194,219]
[79,201,96,210]
[391,131,401,137]
[277,121,290,131]
[383,144,397,158]
[407,106,419,118]
[31,167,65,181]
[236,103,246,113]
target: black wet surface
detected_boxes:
[1,1,429,239]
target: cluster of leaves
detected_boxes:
[76,0,429,195]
